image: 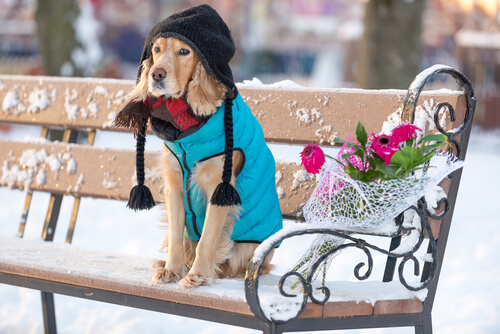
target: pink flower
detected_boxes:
[370,133,399,165]
[338,135,364,170]
[300,143,325,174]
[391,121,422,144]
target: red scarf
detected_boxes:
[146,96,200,131]
[114,95,200,133]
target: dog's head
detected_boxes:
[129,37,228,118]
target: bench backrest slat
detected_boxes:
[0,76,466,145]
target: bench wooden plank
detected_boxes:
[0,76,132,131]
[0,139,316,219]
[240,86,467,145]
[0,138,452,224]
[0,75,467,144]
[0,234,424,320]
[0,139,159,201]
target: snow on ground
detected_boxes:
[1,124,500,334]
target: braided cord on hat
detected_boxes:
[210,97,241,207]
[135,126,147,185]
[127,124,156,211]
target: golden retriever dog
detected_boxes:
[115,5,282,289]
[129,37,275,289]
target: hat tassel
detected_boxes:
[128,125,156,210]
[211,98,241,207]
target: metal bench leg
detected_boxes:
[415,315,433,334]
[38,129,80,334]
[41,291,57,334]
[262,323,282,334]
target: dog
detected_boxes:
[132,37,276,289]
[116,5,282,289]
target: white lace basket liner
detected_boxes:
[303,151,464,230]
[293,151,464,282]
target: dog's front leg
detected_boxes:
[178,203,234,288]
[178,157,239,288]
[152,147,186,283]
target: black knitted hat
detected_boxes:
[117,4,241,211]
[139,4,237,94]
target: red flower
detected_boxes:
[370,133,399,165]
[300,143,326,174]
[391,121,422,144]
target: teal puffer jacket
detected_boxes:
[153,94,282,243]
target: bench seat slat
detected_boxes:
[0,75,466,145]
[0,235,424,320]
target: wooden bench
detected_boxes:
[0,66,476,334]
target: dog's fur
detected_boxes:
[130,37,274,288]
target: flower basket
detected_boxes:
[303,152,462,231]
[292,121,464,285]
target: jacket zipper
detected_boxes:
[179,143,201,239]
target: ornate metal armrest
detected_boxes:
[245,196,446,323]
[245,65,476,325]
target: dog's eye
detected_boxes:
[179,48,190,56]
[154,46,161,53]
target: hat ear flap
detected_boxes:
[187,62,227,118]
[114,97,151,132]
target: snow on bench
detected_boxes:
[0,234,426,322]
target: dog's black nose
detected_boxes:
[152,69,166,82]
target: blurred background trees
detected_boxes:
[0,0,499,128]
[359,0,425,89]
[35,0,82,76]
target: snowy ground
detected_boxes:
[1,124,499,334]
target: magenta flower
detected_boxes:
[391,121,422,144]
[370,133,399,165]
[338,135,364,170]
[300,143,326,174]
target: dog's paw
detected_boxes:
[150,259,166,270]
[152,268,183,284]
[178,273,214,289]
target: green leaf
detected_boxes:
[364,169,384,182]
[422,142,447,154]
[418,151,436,165]
[421,133,447,143]
[341,153,355,160]
[356,122,368,147]
[354,149,365,161]
[333,138,348,145]
[374,160,399,179]
[391,150,410,171]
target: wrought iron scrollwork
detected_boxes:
[402,64,476,159]
[245,201,439,323]
[245,65,476,324]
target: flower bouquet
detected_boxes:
[292,121,464,284]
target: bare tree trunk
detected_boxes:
[358,0,425,89]
[35,0,82,76]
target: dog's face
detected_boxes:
[129,37,228,117]
[148,37,199,99]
